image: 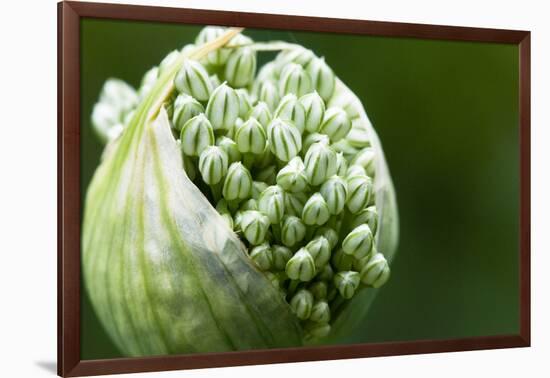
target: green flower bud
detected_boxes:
[360,253,390,288]
[181,153,197,181]
[172,94,205,132]
[256,165,278,185]
[138,66,159,99]
[272,245,293,271]
[267,118,302,162]
[249,242,273,271]
[279,63,313,97]
[174,59,213,102]
[258,185,285,224]
[302,193,330,226]
[206,82,240,131]
[249,102,272,129]
[275,46,315,72]
[351,206,378,234]
[353,251,374,272]
[313,227,339,250]
[198,146,229,185]
[319,107,352,142]
[180,114,215,157]
[305,236,331,268]
[254,142,275,169]
[332,139,361,161]
[331,248,354,271]
[215,198,230,214]
[284,191,308,217]
[240,198,259,212]
[264,271,282,289]
[235,89,252,119]
[305,56,335,102]
[289,289,314,320]
[286,248,316,282]
[227,33,253,47]
[335,152,348,176]
[317,264,335,282]
[346,164,367,178]
[216,136,242,164]
[302,133,330,155]
[180,43,196,55]
[99,78,138,115]
[209,74,221,89]
[300,91,326,133]
[257,61,279,83]
[222,162,253,201]
[342,224,374,259]
[258,81,280,112]
[281,215,306,247]
[220,213,234,229]
[233,210,244,231]
[251,181,268,200]
[225,47,256,87]
[195,26,231,66]
[158,49,179,76]
[309,300,331,323]
[320,176,348,215]
[91,102,120,143]
[346,122,372,149]
[351,147,376,177]
[276,156,308,193]
[274,94,306,134]
[304,142,337,186]
[304,322,331,339]
[308,281,328,300]
[334,271,360,299]
[239,210,270,245]
[346,174,374,213]
[235,117,267,154]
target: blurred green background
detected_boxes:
[80,18,519,359]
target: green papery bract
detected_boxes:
[302,193,330,226]
[346,174,373,214]
[274,94,306,134]
[289,289,314,320]
[249,101,272,130]
[195,26,232,66]
[342,224,374,260]
[286,248,316,282]
[310,300,331,323]
[300,91,325,133]
[235,89,252,119]
[206,82,240,130]
[276,156,308,193]
[334,271,360,299]
[249,243,273,271]
[351,206,378,234]
[258,81,280,112]
[320,176,348,215]
[305,236,331,268]
[267,118,302,162]
[319,107,352,143]
[174,59,213,101]
[235,117,267,154]
[172,94,204,132]
[304,142,337,186]
[280,215,307,247]
[360,253,390,288]
[180,114,215,157]
[240,210,270,245]
[279,63,313,98]
[225,47,257,87]
[222,162,253,201]
[258,185,286,224]
[216,136,242,164]
[305,56,335,102]
[198,145,229,185]
[272,244,293,271]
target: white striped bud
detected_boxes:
[276,156,308,193]
[267,118,302,162]
[225,47,257,87]
[222,162,253,201]
[302,193,330,226]
[360,253,390,288]
[300,91,326,133]
[198,146,229,185]
[334,271,360,299]
[174,59,213,101]
[172,94,204,132]
[342,224,374,259]
[258,185,285,224]
[319,107,352,142]
[274,94,306,134]
[235,117,267,154]
[280,215,306,247]
[304,142,337,186]
[320,176,348,215]
[346,174,374,214]
[179,114,214,157]
[286,249,316,282]
[305,56,335,102]
[279,63,313,97]
[205,82,240,130]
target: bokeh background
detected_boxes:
[80,18,519,359]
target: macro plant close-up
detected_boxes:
[84,25,399,357]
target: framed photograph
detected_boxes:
[58,1,530,376]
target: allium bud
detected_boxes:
[99,78,138,114]
[319,107,352,142]
[216,136,242,164]
[317,264,335,282]
[346,174,374,213]
[267,118,302,162]
[158,49,179,76]
[276,156,308,193]
[304,142,337,186]
[320,176,348,215]
[302,193,330,226]
[331,248,354,272]
[251,181,268,200]
[351,147,376,177]
[206,82,240,131]
[235,89,252,119]
[289,289,314,320]
[309,300,331,323]
[335,152,348,176]
[249,101,272,129]
[258,185,285,224]
[272,245,293,271]
[302,133,330,155]
[274,94,306,134]
[198,146,229,185]
[309,281,328,300]
[305,236,331,268]
[275,46,315,72]
[346,164,367,178]
[172,94,204,132]
[240,198,259,212]
[300,91,326,133]
[195,26,231,66]
[235,117,267,154]
[222,162,253,201]
[342,224,374,259]
[249,242,273,271]
[181,153,197,181]
[313,227,339,250]
[281,215,306,247]
[258,81,280,112]
[174,59,213,102]
[304,322,331,339]
[360,253,390,288]
[179,114,214,157]
[305,56,335,102]
[334,271,360,299]
[225,47,257,87]
[284,191,308,217]
[279,63,313,98]
[209,74,221,89]
[351,206,378,234]
[286,248,316,282]
[256,165,277,186]
[239,210,270,245]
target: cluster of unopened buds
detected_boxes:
[92,26,390,340]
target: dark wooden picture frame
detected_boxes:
[58,1,531,376]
